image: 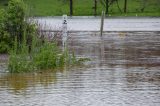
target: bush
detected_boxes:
[4,0,90,73]
[8,35,86,73]
[33,42,60,70]
[6,0,26,41]
[0,0,36,53]
[0,31,10,53]
[0,9,10,53]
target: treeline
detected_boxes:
[0,0,160,16]
[69,0,159,16]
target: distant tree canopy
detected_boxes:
[99,0,116,7]
[1,0,159,16]
[99,0,122,14]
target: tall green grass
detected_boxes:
[8,32,89,73]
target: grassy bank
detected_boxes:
[0,0,160,16]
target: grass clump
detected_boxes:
[8,35,88,73]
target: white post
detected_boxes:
[62,15,68,49]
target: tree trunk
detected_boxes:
[105,0,108,15]
[94,0,97,16]
[124,0,127,13]
[70,0,73,16]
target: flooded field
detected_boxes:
[0,31,160,106]
[34,17,160,31]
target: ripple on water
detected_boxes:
[0,31,160,106]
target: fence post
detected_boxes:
[100,11,105,36]
[62,15,68,50]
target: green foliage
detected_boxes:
[1,0,90,73]
[33,42,60,70]
[0,0,36,53]
[8,36,32,73]
[0,31,10,53]
[1,0,160,16]
[22,0,160,16]
[8,35,88,73]
[0,9,10,53]
[6,0,26,41]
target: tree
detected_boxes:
[93,0,97,16]
[99,0,120,15]
[105,0,109,15]
[140,0,147,12]
[124,0,127,13]
[70,0,73,16]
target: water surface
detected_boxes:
[34,17,160,31]
[0,31,160,106]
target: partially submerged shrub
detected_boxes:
[8,35,33,73]
[4,0,90,73]
[0,9,10,53]
[33,42,60,70]
[8,35,89,73]
[6,0,26,42]
[0,0,36,53]
[0,31,10,53]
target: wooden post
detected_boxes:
[100,11,105,36]
[70,0,73,16]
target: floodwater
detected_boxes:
[33,17,160,31]
[0,31,160,106]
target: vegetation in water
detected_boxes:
[0,0,90,73]
[8,33,88,73]
[0,0,35,53]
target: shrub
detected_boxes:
[0,31,10,53]
[8,35,88,73]
[0,9,10,53]
[0,0,36,53]
[33,41,60,70]
[5,0,26,42]
[5,0,90,73]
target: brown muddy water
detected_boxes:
[0,31,160,106]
